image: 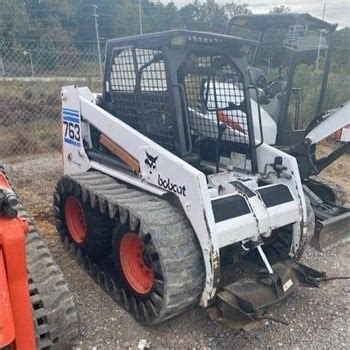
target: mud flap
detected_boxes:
[210,259,326,330]
[311,211,350,252]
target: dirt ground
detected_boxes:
[3,144,350,349]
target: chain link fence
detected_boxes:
[0,41,348,159]
[0,41,103,158]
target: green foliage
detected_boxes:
[333,28,350,75]
[287,63,350,127]
[224,3,251,17]
[0,0,349,115]
[270,5,290,14]
[0,0,29,43]
[1,0,256,44]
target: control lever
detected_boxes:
[273,156,287,178]
[256,245,273,274]
[261,157,291,180]
[241,239,274,274]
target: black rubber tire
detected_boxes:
[261,226,293,263]
[26,228,80,349]
[54,172,204,325]
[111,207,204,324]
[56,176,114,256]
[261,197,315,263]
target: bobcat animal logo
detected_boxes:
[145,151,158,174]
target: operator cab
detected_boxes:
[227,13,336,146]
[100,30,261,175]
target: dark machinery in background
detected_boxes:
[227,13,350,252]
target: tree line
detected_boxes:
[1,0,253,45]
[0,0,348,74]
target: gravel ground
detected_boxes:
[3,151,350,349]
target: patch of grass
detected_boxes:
[0,78,101,157]
[0,120,61,157]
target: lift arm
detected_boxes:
[306,101,350,145]
[291,101,350,180]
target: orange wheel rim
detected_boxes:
[65,196,87,243]
[119,232,154,295]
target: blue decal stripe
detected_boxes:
[63,109,79,115]
[63,115,80,123]
[64,138,81,147]
[63,107,80,115]
[63,111,80,119]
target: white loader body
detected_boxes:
[61,85,308,305]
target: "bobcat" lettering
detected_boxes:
[158,175,187,197]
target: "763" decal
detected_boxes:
[62,108,81,147]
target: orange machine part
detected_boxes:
[218,111,245,133]
[0,171,10,188]
[100,134,140,173]
[64,196,87,244]
[119,232,154,295]
[0,172,36,349]
[0,249,15,347]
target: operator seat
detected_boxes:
[248,67,288,124]
[248,67,268,90]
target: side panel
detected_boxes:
[61,87,90,174]
[0,217,35,350]
[62,86,220,305]
[0,250,15,348]
[256,143,308,254]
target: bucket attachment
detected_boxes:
[210,259,326,330]
[311,211,350,251]
[304,181,350,252]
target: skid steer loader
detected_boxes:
[0,164,79,349]
[54,27,349,329]
[226,13,350,251]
